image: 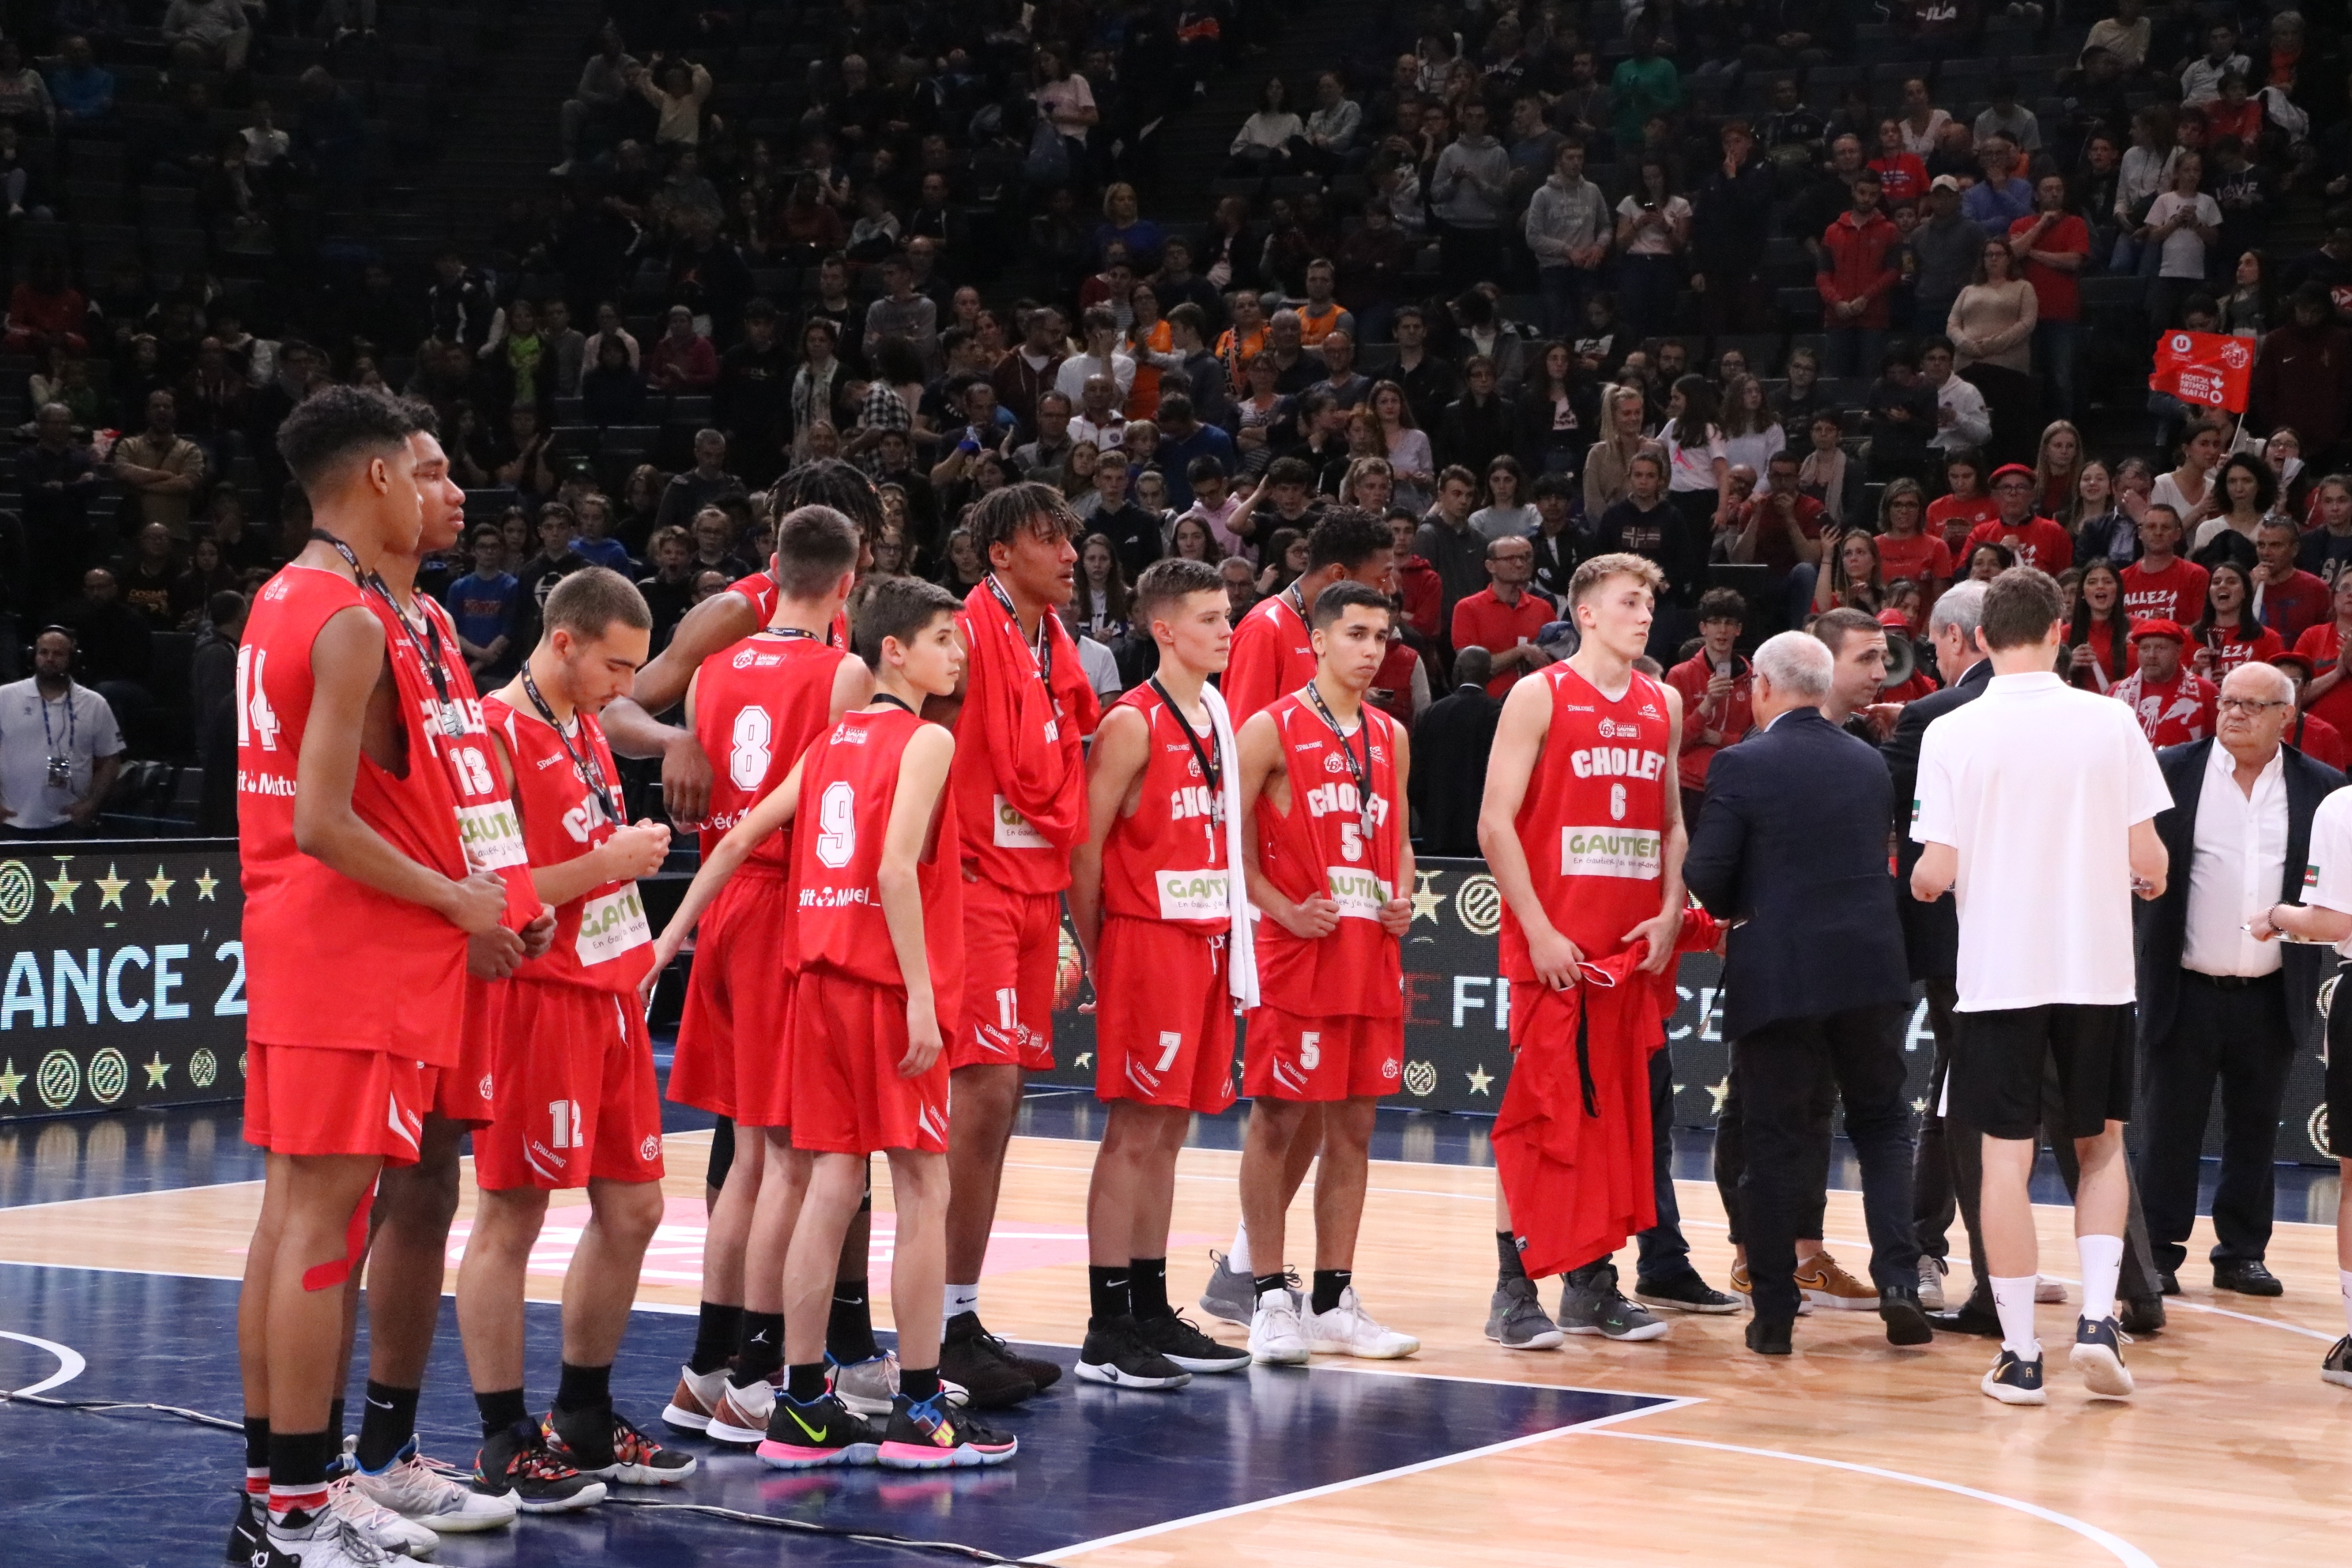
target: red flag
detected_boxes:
[2149,330,2254,413]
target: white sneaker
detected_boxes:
[347,1437,517,1533]
[1247,1292,1310,1365]
[1303,1286,1419,1359]
[661,1363,732,1433]
[705,1374,776,1445]
[325,1472,436,1557]
[269,1510,396,1566]
[2037,1276,2067,1304]
[1917,1256,1947,1313]
[828,1351,970,1415]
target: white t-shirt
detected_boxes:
[1911,669,2173,1011]
[0,678,124,831]
[2147,190,2221,280]
[1614,194,1690,256]
[1659,419,1725,494]
[2299,786,2352,955]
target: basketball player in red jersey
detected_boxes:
[1234,581,1422,1364]
[934,484,1099,1405]
[1479,552,1705,1348]
[234,386,512,1568]
[1069,559,1257,1388]
[455,570,696,1504]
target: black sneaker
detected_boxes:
[2119,1294,2167,1336]
[542,1404,697,1486]
[2068,1315,2134,1398]
[473,1418,607,1513]
[1879,1280,1935,1347]
[1137,1310,1253,1373]
[876,1392,1019,1470]
[1980,1348,2047,1406]
[754,1391,883,1469]
[2323,1335,2352,1389]
[1076,1315,1193,1389]
[939,1310,1039,1408]
[1633,1272,1741,1314]
[224,1491,265,1563]
[975,1315,1063,1392]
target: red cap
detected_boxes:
[1875,609,1912,630]
[2271,650,2317,677]
[2130,619,2188,643]
[1990,463,2037,484]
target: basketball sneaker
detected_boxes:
[260,1508,395,1567]
[1727,1262,1813,1315]
[2323,1336,2352,1389]
[1631,1272,1740,1314]
[324,1465,438,1557]
[756,1391,884,1469]
[1981,1348,2047,1405]
[1305,1287,1421,1358]
[1486,1276,1566,1350]
[938,1311,1040,1408]
[473,1418,606,1513]
[1197,1250,1257,1325]
[348,1436,518,1534]
[224,1492,266,1563]
[1247,1290,1310,1364]
[541,1405,698,1486]
[2036,1276,2069,1305]
[703,1374,776,1445]
[1076,1315,1195,1389]
[2069,1315,2135,1398]
[1559,1263,1670,1342]
[876,1392,1019,1469]
[830,1350,971,1415]
[1136,1311,1253,1373]
[1795,1253,1880,1310]
[1916,1256,1948,1312]
[660,1363,731,1433]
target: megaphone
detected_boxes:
[1882,628,1917,689]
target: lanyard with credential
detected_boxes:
[521,664,622,828]
[985,572,1052,689]
[1151,679,1223,837]
[314,527,461,734]
[1301,681,1375,849]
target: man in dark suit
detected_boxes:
[2135,661,2343,1296]
[1408,647,1502,855]
[1884,582,2169,1336]
[1686,631,1931,1355]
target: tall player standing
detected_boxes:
[1200,508,1396,1325]
[234,387,512,1568]
[934,484,1100,1404]
[1234,581,1422,1364]
[455,571,695,1501]
[1478,555,1698,1348]
[1069,559,1256,1387]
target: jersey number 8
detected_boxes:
[815,779,856,869]
[729,707,773,790]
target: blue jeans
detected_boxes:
[1637,1042,1699,1284]
[2034,318,2081,420]
[1823,326,1886,380]
[1617,253,1685,340]
[1537,264,1601,340]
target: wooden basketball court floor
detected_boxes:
[2,1101,2346,1566]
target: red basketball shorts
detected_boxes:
[429,977,499,1127]
[948,880,1061,1072]
[790,968,952,1156]
[669,869,798,1126]
[1095,918,1238,1113]
[244,1042,428,1165]
[1243,1004,1404,1102]
[473,979,665,1192]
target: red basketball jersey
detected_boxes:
[791,707,965,1035]
[1498,664,1674,978]
[484,694,655,993]
[691,629,850,865]
[727,570,851,647]
[236,564,469,1057]
[1222,589,1315,722]
[1251,692,1403,1016]
[1102,684,1231,933]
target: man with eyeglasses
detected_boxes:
[1963,465,2072,576]
[2135,661,2344,1300]
[1449,536,1557,696]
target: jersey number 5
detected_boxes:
[815,780,857,869]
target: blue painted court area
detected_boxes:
[0,1263,1665,1567]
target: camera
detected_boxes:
[46,756,72,789]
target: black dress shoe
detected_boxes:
[1929,1292,2004,1336]
[2213,1260,2284,1297]
[2157,1268,2181,1296]
[2119,1295,2166,1336]
[1879,1281,1935,1346]
[1745,1317,1793,1356]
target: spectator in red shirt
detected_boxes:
[2271,653,2350,768]
[2293,573,2352,734]
[2064,559,2139,694]
[1873,478,1954,601]
[1816,169,1902,379]
[2120,503,2208,624]
[2188,560,2286,680]
[2251,515,2331,646]
[1664,586,1755,825]
[2111,621,2219,746]
[1387,509,1444,643]
[2007,173,2090,420]
[645,303,719,390]
[1449,534,1556,694]
[1868,118,1929,206]
[1925,450,1998,553]
[1727,448,1825,628]
[1963,463,2073,574]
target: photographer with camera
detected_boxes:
[0,626,123,840]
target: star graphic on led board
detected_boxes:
[95,863,130,911]
[194,868,220,901]
[1465,1064,1494,1095]
[144,1054,171,1090]
[145,867,175,905]
[1072,1053,1094,1072]
[1708,1076,1732,1115]
[45,861,81,913]
[1409,870,1446,925]
[1913,1097,1930,1115]
[0,1060,22,1105]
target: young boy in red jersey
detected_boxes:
[456,569,695,1503]
[1234,580,1422,1364]
[654,507,888,1445]
[1069,558,1257,1387]
[235,387,513,1568]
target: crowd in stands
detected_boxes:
[7,0,2352,846]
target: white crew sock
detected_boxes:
[2340,1270,2352,1336]
[944,1283,979,1320]
[1990,1275,2041,1358]
[2077,1234,2125,1323]
[1227,1224,1252,1276]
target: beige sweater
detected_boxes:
[1947,281,2038,375]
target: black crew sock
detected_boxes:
[555,1361,610,1414]
[1310,1268,1352,1315]
[1252,1272,1289,1302]
[827,1278,881,1364]
[899,1365,943,1404]
[688,1301,744,1375]
[785,1362,829,1404]
[1497,1231,1528,1284]
[1087,1264,1132,1323]
[244,1415,271,1473]
[327,1397,345,1449]
[266,1429,335,1521]
[353,1381,420,1472]
[733,1310,786,1385]
[1129,1257,1170,1321]
[475,1388,529,1441]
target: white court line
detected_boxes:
[0,1328,86,1396]
[1031,1393,1699,1563]
[1588,1430,2161,1568]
